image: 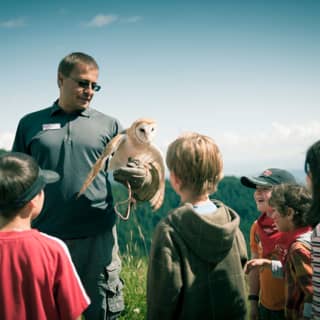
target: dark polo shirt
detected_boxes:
[12,101,123,239]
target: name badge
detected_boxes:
[42,123,61,130]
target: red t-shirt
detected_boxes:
[0,229,90,320]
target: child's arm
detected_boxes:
[247,222,261,320]
[147,223,182,320]
[245,258,284,278]
[245,258,271,273]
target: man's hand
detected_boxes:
[113,158,150,189]
[113,158,160,202]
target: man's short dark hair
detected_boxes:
[58,52,99,77]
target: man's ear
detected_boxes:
[57,73,63,88]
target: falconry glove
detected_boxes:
[113,157,160,203]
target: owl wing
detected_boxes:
[138,143,166,211]
[78,133,126,196]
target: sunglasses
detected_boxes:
[68,76,101,92]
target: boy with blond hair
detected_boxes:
[147,132,247,319]
[0,152,90,320]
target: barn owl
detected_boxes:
[78,118,165,211]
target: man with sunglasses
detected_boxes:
[12,52,124,320]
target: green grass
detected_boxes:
[119,252,148,320]
[80,253,147,320]
[118,255,251,320]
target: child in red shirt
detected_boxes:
[0,152,90,320]
[245,184,313,319]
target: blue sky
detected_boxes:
[1,0,320,176]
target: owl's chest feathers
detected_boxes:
[108,138,151,171]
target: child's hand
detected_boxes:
[244,258,271,274]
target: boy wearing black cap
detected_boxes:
[241,168,296,320]
[0,152,90,320]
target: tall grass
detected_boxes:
[119,240,148,320]
[118,207,149,320]
[119,254,148,319]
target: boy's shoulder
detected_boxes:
[16,229,71,258]
[36,231,70,253]
[160,201,241,236]
[154,204,194,234]
[250,219,259,230]
[0,230,70,260]
[291,231,312,252]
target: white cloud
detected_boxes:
[0,18,26,28]
[86,14,118,27]
[219,121,320,151]
[0,132,14,150]
[85,14,141,28]
[120,16,142,23]
[217,121,320,174]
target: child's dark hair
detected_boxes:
[269,184,312,228]
[304,140,320,227]
[0,152,39,218]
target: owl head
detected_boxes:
[132,118,157,144]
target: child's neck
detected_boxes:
[0,215,32,232]
[181,194,210,206]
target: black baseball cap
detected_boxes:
[240,168,296,189]
[0,155,59,211]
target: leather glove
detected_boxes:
[113,157,160,202]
